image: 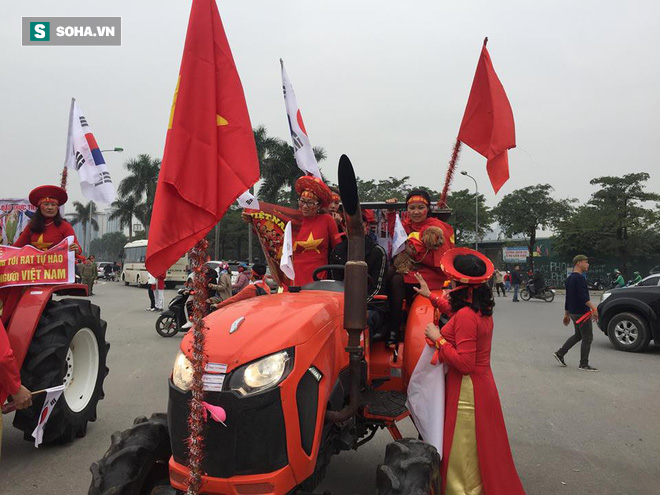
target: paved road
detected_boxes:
[1,283,659,494]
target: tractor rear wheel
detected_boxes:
[377,438,441,495]
[13,298,109,444]
[89,413,174,495]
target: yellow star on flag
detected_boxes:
[32,234,53,251]
[295,232,324,253]
[217,115,228,126]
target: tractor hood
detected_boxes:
[179,290,343,373]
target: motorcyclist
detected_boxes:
[631,271,642,285]
[528,269,545,296]
[612,269,625,288]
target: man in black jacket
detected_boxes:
[329,210,388,339]
[511,265,523,301]
[553,255,599,371]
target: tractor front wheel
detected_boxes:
[13,298,109,444]
[89,413,174,495]
[377,438,441,495]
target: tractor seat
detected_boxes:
[300,279,345,293]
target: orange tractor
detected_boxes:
[3,282,109,444]
[90,158,444,494]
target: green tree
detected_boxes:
[117,154,161,233]
[493,184,574,268]
[356,176,413,202]
[109,195,138,241]
[446,189,493,246]
[69,201,99,251]
[554,173,660,274]
[89,232,128,261]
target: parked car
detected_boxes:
[597,285,660,352]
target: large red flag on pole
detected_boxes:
[146,0,260,277]
[457,38,516,193]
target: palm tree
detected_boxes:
[117,154,161,233]
[109,195,138,240]
[253,125,279,175]
[258,138,327,206]
[69,201,99,251]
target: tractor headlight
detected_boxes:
[172,351,194,391]
[228,349,293,396]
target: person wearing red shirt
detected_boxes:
[419,248,525,495]
[1,185,82,325]
[210,263,271,310]
[386,189,455,344]
[1,320,32,458]
[290,176,339,286]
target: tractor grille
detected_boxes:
[168,380,288,478]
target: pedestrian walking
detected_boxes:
[81,256,98,296]
[154,275,165,311]
[504,271,511,291]
[511,265,522,301]
[494,269,506,297]
[553,255,599,371]
[146,272,157,311]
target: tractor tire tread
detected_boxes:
[89,413,171,495]
[377,438,441,495]
[13,298,109,445]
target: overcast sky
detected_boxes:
[2,1,659,214]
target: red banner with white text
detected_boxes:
[0,237,75,288]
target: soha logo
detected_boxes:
[30,22,50,41]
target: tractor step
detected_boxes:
[362,390,407,418]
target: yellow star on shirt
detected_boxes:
[32,234,53,251]
[295,232,324,253]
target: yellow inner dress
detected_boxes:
[445,375,484,495]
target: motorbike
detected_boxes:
[587,279,605,291]
[155,288,193,337]
[520,284,555,302]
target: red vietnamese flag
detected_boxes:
[458,39,515,193]
[146,0,259,276]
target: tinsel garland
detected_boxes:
[60,166,68,190]
[439,139,462,208]
[185,238,210,495]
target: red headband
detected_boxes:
[407,195,429,206]
[38,197,59,206]
[300,190,319,202]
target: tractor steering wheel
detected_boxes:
[312,264,345,281]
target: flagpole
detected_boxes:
[439,138,462,207]
[186,239,210,494]
[61,98,75,190]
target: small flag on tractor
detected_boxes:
[31,384,65,448]
[64,99,116,204]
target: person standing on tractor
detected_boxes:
[0,320,32,458]
[385,189,455,344]
[290,176,340,286]
[420,248,525,494]
[1,185,81,324]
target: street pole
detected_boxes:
[247,186,254,263]
[214,223,220,260]
[461,171,479,251]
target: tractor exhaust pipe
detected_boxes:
[326,155,367,424]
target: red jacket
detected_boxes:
[0,321,21,406]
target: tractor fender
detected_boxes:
[6,283,88,369]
